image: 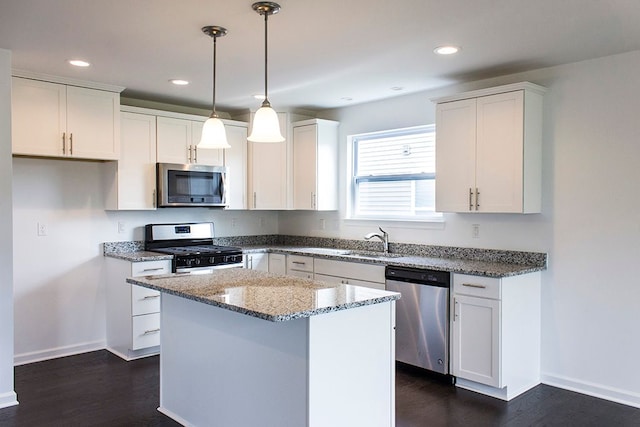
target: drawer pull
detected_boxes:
[142,267,165,272]
[292,261,306,265]
[462,283,487,289]
[143,328,160,335]
[142,295,160,300]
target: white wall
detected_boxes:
[282,50,640,407]
[0,48,17,409]
[12,157,278,364]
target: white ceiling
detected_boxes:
[2,0,640,113]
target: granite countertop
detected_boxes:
[127,268,400,322]
[105,251,172,262]
[242,246,544,278]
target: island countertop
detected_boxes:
[127,268,400,322]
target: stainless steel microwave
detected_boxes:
[157,163,228,208]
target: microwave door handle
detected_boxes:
[220,172,226,201]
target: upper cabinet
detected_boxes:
[433,82,545,213]
[156,116,223,166]
[291,119,339,210]
[223,122,249,210]
[12,77,121,160]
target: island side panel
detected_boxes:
[308,300,396,427]
[159,293,309,427]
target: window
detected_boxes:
[350,125,440,220]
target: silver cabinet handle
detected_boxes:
[69,133,73,155]
[143,328,160,335]
[142,294,160,300]
[152,190,156,208]
[454,299,459,321]
[469,188,473,211]
[292,261,306,265]
[142,267,164,272]
[253,192,257,208]
[193,145,198,163]
[462,283,486,289]
[187,146,192,163]
[62,132,66,154]
[475,188,480,210]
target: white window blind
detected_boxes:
[351,125,438,219]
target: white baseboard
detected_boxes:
[0,391,19,409]
[541,372,640,409]
[14,340,106,366]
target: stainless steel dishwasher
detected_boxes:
[386,266,450,375]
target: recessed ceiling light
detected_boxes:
[341,97,353,102]
[391,87,404,91]
[170,79,189,86]
[434,46,460,55]
[68,59,90,67]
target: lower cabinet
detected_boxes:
[287,255,314,279]
[313,258,386,290]
[105,258,171,360]
[244,253,269,271]
[451,272,541,400]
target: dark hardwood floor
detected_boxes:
[0,350,638,426]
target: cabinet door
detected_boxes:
[292,124,317,210]
[225,124,248,209]
[452,294,501,387]
[191,120,224,166]
[66,86,119,160]
[115,112,157,210]
[268,253,287,275]
[475,91,524,213]
[11,77,67,157]
[157,116,190,164]
[245,253,269,271]
[435,98,477,212]
[248,140,287,209]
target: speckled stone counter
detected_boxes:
[127,268,399,322]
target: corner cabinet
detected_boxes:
[433,82,545,213]
[451,272,541,400]
[12,76,121,160]
[105,258,171,360]
[291,119,339,210]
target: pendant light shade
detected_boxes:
[198,25,231,149]
[248,2,285,143]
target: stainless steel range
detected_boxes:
[145,222,243,273]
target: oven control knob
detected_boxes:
[185,259,193,266]
[209,257,216,263]
[195,258,201,265]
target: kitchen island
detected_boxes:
[127,268,400,427]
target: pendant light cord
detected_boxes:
[262,12,270,107]
[212,35,218,117]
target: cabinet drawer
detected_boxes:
[131,285,161,315]
[288,269,313,279]
[132,313,160,350]
[131,260,171,277]
[314,258,385,283]
[453,274,501,299]
[287,255,314,272]
[315,273,386,290]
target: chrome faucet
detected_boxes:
[364,227,389,254]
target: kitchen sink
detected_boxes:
[296,247,353,256]
[346,251,404,259]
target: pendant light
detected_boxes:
[248,2,285,143]
[198,25,231,149]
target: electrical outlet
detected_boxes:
[472,224,480,239]
[118,221,126,234]
[37,222,47,236]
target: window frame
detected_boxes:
[348,124,442,222]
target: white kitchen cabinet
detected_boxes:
[104,111,157,210]
[268,253,287,275]
[451,272,541,400]
[223,121,249,209]
[287,255,314,279]
[105,258,171,360]
[291,119,339,210]
[12,77,121,160]
[434,82,545,213]
[313,258,386,290]
[244,253,269,271]
[156,116,223,166]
